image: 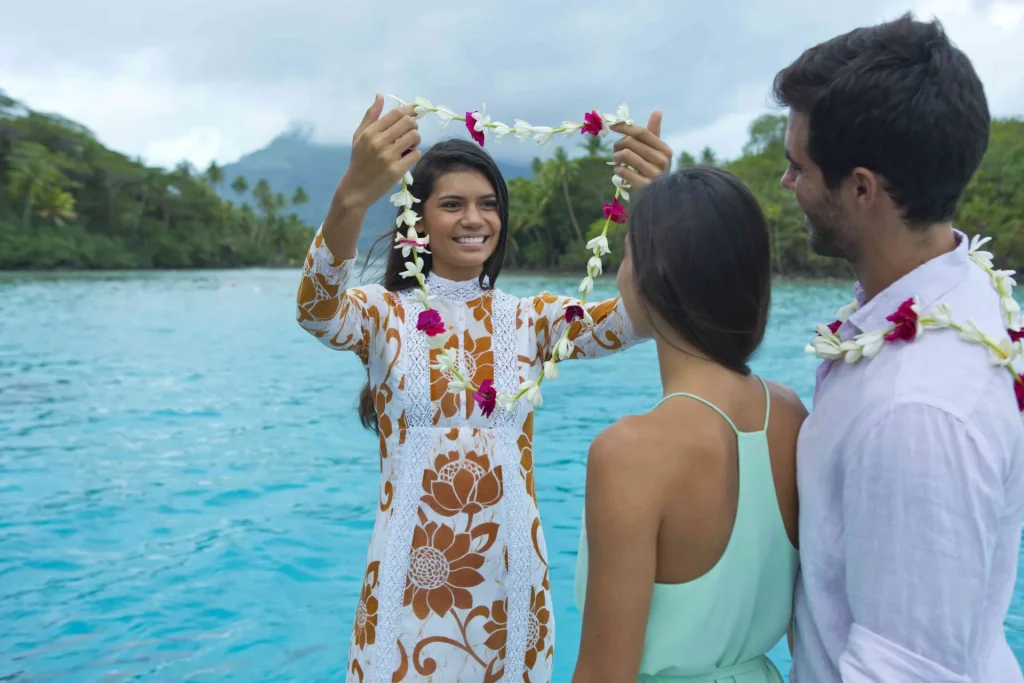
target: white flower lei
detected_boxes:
[807,235,1024,416]
[388,96,635,416]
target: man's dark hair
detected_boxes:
[773,13,990,225]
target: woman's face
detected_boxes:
[419,170,502,282]
[615,233,652,338]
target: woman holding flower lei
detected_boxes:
[296,93,672,683]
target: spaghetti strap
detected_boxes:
[757,376,771,430]
[656,392,740,435]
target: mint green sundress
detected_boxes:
[576,378,798,682]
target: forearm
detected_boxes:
[320,192,370,261]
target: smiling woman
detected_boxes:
[294,93,674,682]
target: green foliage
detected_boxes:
[0,93,314,269]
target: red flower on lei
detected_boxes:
[581,110,603,136]
[465,111,485,146]
[826,320,842,335]
[473,380,497,418]
[1010,328,1024,343]
[1015,374,1024,412]
[884,298,920,342]
[564,305,585,324]
[603,198,628,224]
[417,309,446,337]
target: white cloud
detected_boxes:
[1,0,1020,168]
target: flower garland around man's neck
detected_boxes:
[387,96,634,417]
[807,235,1024,416]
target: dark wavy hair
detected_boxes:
[627,166,771,375]
[772,13,989,225]
[358,138,510,432]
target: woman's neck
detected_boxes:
[429,261,484,283]
[655,335,739,397]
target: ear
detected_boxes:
[849,166,882,209]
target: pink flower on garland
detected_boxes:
[565,305,585,324]
[1015,374,1024,413]
[473,379,497,418]
[417,309,446,337]
[884,298,921,342]
[827,320,842,335]
[465,112,485,146]
[581,110,603,136]
[1010,328,1024,343]
[603,198,628,224]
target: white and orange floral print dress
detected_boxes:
[296,228,638,683]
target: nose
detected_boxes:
[461,204,485,228]
[780,167,796,191]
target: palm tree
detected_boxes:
[580,134,611,159]
[699,147,718,166]
[204,161,224,189]
[291,186,309,206]
[551,147,582,240]
[231,175,249,197]
[676,151,696,169]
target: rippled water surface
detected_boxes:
[1,268,1022,681]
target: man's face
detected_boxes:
[781,112,854,260]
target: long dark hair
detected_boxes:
[628,166,771,375]
[358,138,510,432]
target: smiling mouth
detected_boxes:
[452,236,488,245]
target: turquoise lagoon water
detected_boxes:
[1,269,1021,681]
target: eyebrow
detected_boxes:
[438,193,498,201]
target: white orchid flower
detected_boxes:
[412,96,434,119]
[839,340,863,364]
[561,121,582,136]
[532,126,554,146]
[519,380,544,408]
[836,300,859,322]
[806,324,844,360]
[513,120,533,141]
[396,207,421,229]
[471,104,491,133]
[399,257,424,282]
[554,336,575,362]
[855,329,887,359]
[587,255,603,278]
[1001,296,1021,319]
[386,94,409,107]
[434,106,458,130]
[543,360,559,380]
[988,338,1016,368]
[587,234,611,256]
[492,122,513,141]
[958,319,987,344]
[431,347,459,373]
[407,288,433,307]
[389,187,419,210]
[579,276,594,297]
[496,390,517,415]
[426,329,453,350]
[969,235,995,270]
[447,374,473,394]
[994,269,1017,296]
[393,225,430,258]
[923,302,953,329]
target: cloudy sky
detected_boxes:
[2,0,1022,169]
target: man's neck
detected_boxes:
[854,222,957,302]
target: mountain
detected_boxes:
[219,128,533,254]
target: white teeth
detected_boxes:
[454,236,486,244]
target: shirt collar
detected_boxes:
[425,270,488,302]
[847,230,971,334]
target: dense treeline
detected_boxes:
[1,89,1020,274]
[0,92,313,269]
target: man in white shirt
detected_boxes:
[775,13,1024,683]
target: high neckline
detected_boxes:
[425,270,489,302]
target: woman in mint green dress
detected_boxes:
[572,167,805,683]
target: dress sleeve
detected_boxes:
[529,292,640,363]
[295,227,383,365]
